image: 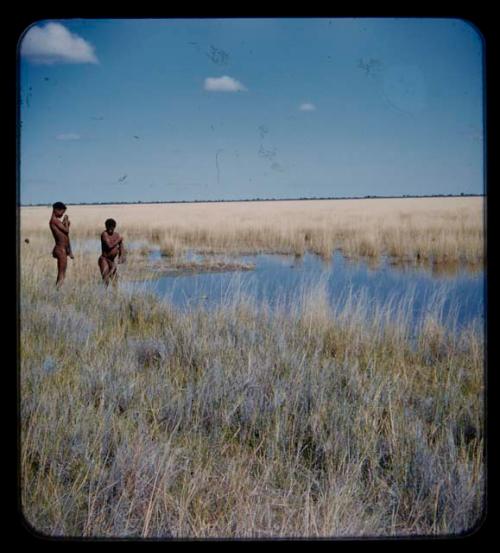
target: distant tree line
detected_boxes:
[21,193,484,207]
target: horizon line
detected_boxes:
[19,193,484,207]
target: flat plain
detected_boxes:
[19,197,485,538]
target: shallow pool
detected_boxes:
[127,251,485,332]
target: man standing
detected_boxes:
[98,218,126,286]
[49,201,73,287]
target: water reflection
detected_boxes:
[126,251,485,331]
[73,238,150,254]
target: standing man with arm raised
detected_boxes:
[49,201,74,287]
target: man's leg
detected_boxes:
[109,260,118,286]
[98,256,111,286]
[55,252,67,286]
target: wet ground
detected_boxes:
[125,249,484,332]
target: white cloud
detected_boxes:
[21,22,98,65]
[204,76,247,92]
[299,102,316,111]
[56,133,80,141]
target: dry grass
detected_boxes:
[21,197,484,264]
[19,226,485,538]
[129,256,255,277]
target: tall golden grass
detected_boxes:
[19,219,485,538]
[21,197,484,263]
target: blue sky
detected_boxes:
[19,18,485,204]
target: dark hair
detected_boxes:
[52,201,66,210]
[105,218,117,229]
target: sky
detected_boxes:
[18,18,485,205]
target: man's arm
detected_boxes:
[66,237,74,259]
[118,238,126,263]
[50,218,69,235]
[101,232,121,253]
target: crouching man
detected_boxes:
[98,218,126,286]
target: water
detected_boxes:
[128,251,485,332]
[74,238,150,253]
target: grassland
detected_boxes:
[19,198,485,538]
[21,197,484,264]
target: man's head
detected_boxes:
[105,218,117,234]
[52,201,67,218]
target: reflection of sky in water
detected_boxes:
[73,239,150,253]
[128,251,484,332]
